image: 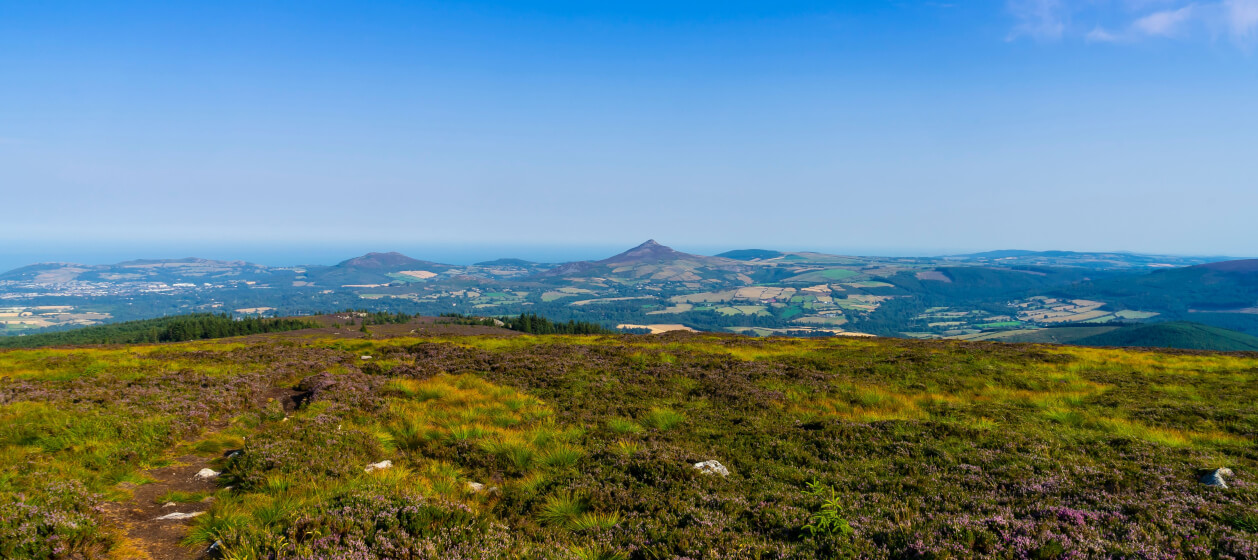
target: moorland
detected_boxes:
[2,317,1255,559]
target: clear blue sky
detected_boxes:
[2,1,1255,267]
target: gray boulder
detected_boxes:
[693,460,730,477]
[1200,468,1233,488]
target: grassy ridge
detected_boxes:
[0,313,318,349]
[1073,321,1258,351]
[1,334,1255,558]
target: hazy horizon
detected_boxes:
[1,239,1249,275]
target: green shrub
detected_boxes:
[802,480,853,537]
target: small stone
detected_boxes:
[162,502,177,508]
[1201,467,1234,488]
[195,468,220,480]
[466,481,485,493]
[693,460,730,477]
[361,355,373,360]
[155,511,204,521]
[364,460,393,473]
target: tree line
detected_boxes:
[0,313,319,348]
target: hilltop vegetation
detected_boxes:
[1073,322,1258,351]
[1,327,1255,558]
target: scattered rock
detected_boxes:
[162,502,177,508]
[1200,467,1233,488]
[465,481,500,495]
[155,511,204,521]
[693,460,730,477]
[361,355,373,360]
[364,460,393,473]
[195,468,220,480]
[207,540,223,556]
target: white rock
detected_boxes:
[155,511,204,521]
[361,355,373,360]
[693,460,730,477]
[364,460,393,473]
[162,502,177,508]
[195,468,220,480]
[1201,467,1234,488]
[466,481,485,492]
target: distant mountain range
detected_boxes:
[2,241,1256,351]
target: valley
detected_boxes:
[2,241,1255,351]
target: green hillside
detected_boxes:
[1074,321,1258,351]
[995,326,1123,345]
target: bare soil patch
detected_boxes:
[104,456,219,560]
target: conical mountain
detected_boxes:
[597,240,706,265]
[540,240,748,284]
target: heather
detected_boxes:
[0,331,1255,558]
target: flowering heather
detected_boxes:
[1,333,1256,558]
[0,480,108,558]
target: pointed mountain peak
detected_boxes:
[599,240,693,265]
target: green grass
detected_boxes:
[640,407,685,431]
[820,268,859,280]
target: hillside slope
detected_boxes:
[1074,321,1258,351]
[1,332,1254,559]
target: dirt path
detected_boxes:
[105,455,221,560]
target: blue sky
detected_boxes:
[1,1,1255,266]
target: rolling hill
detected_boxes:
[1073,321,1258,351]
[991,322,1258,351]
[1062,259,1258,335]
[0,258,280,284]
[302,252,454,286]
